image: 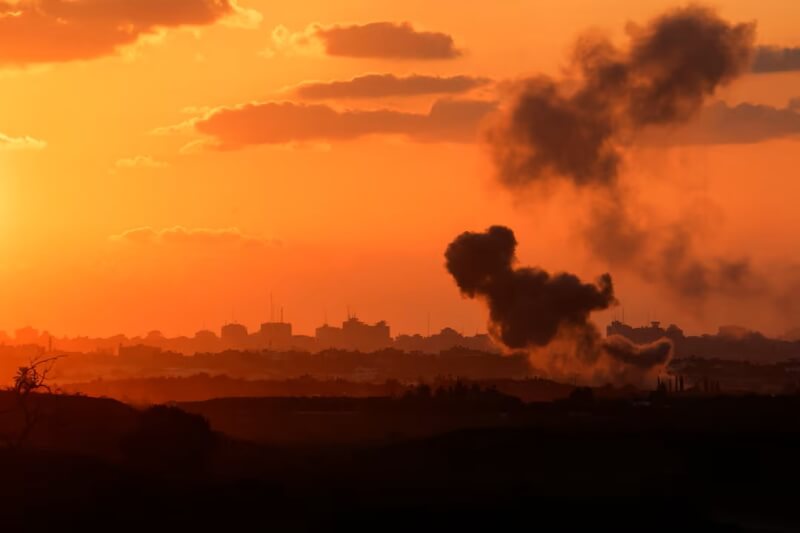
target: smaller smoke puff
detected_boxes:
[445,226,673,378]
[603,335,673,369]
[445,225,614,349]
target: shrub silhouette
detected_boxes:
[1,356,63,448]
[122,405,217,476]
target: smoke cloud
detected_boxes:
[485,5,760,304]
[488,6,754,189]
[603,335,673,369]
[583,197,761,301]
[445,226,673,382]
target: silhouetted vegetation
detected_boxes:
[0,356,63,448]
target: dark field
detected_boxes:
[3,389,800,531]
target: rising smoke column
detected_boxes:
[485,5,758,301]
[445,226,673,378]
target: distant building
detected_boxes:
[342,317,391,352]
[315,323,342,349]
[260,322,293,350]
[394,328,500,354]
[717,325,751,339]
[315,317,391,352]
[15,326,40,345]
[221,323,249,348]
[289,334,317,352]
[145,330,165,348]
[606,320,684,344]
[119,344,163,363]
[194,329,218,342]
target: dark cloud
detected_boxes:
[292,74,490,100]
[484,6,761,304]
[315,22,461,59]
[0,0,236,64]
[193,98,496,148]
[444,225,673,378]
[486,5,754,189]
[486,76,621,188]
[647,101,800,145]
[751,46,800,73]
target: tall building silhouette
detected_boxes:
[221,323,248,349]
[315,316,391,351]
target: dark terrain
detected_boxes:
[2,387,800,531]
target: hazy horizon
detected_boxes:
[1,0,799,342]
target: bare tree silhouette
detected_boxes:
[0,355,64,449]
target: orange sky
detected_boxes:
[1,0,799,338]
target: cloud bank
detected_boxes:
[292,74,490,100]
[190,99,496,148]
[751,46,800,73]
[0,0,249,65]
[646,101,800,145]
[111,226,275,247]
[270,21,461,59]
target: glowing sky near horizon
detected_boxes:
[1,0,799,338]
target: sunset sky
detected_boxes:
[1,0,799,339]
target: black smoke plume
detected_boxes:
[603,335,673,369]
[584,197,760,301]
[485,6,758,302]
[488,5,754,188]
[445,226,673,378]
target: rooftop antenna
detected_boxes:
[280,307,284,323]
[270,292,274,322]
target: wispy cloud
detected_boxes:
[115,155,169,169]
[290,73,490,99]
[0,132,46,151]
[110,226,279,247]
